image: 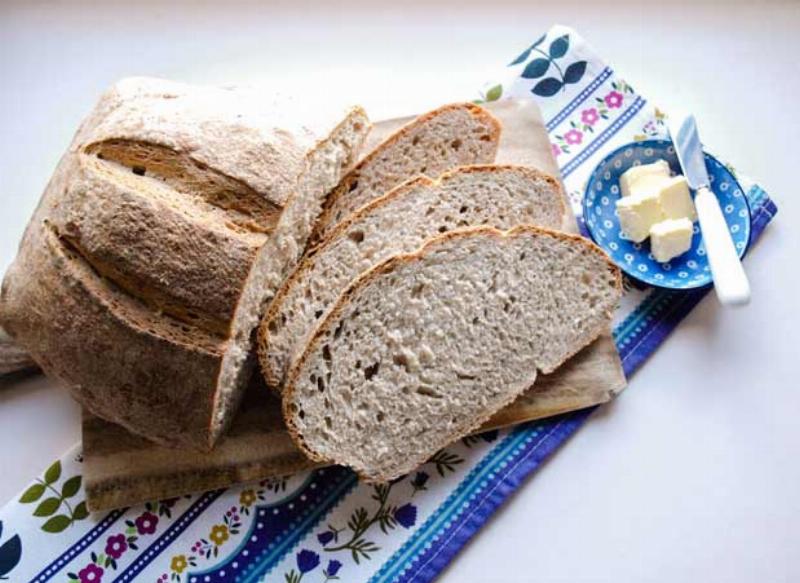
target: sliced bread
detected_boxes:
[283,226,622,481]
[310,103,500,244]
[259,165,565,389]
[0,77,369,449]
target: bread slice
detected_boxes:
[310,103,501,244]
[259,165,565,389]
[0,77,369,449]
[283,226,622,481]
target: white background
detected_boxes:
[1,1,798,581]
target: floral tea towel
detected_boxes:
[0,24,777,583]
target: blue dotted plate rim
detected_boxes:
[581,139,752,291]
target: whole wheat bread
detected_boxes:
[310,103,500,244]
[259,165,565,389]
[283,226,622,481]
[0,77,369,449]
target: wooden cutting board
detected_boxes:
[82,99,626,511]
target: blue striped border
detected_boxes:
[561,96,647,178]
[32,509,126,582]
[545,66,613,132]
[372,412,591,582]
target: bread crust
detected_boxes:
[258,165,566,388]
[309,103,502,245]
[0,77,368,450]
[281,225,621,478]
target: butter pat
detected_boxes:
[650,218,693,262]
[658,175,697,220]
[616,190,664,242]
[620,160,670,197]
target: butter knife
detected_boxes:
[668,114,751,306]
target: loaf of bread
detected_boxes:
[259,165,565,389]
[0,77,369,449]
[283,226,622,482]
[310,103,501,244]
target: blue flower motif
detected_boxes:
[317,530,334,546]
[296,549,320,573]
[325,559,342,577]
[393,503,417,528]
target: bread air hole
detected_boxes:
[317,377,325,392]
[325,416,333,429]
[333,321,345,340]
[411,283,425,299]
[315,309,324,319]
[132,165,146,176]
[451,138,462,150]
[364,361,380,380]
[416,385,442,399]
[348,230,365,244]
[412,135,421,146]
[459,205,468,214]
[376,411,385,423]
[322,344,332,361]
[393,353,410,372]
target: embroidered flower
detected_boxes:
[104,533,127,559]
[604,90,623,109]
[239,489,257,507]
[564,129,583,145]
[78,563,103,583]
[317,530,335,546]
[325,559,343,578]
[209,524,229,546]
[393,503,417,528]
[135,511,158,535]
[551,143,562,157]
[170,554,188,574]
[581,108,599,125]
[296,549,320,573]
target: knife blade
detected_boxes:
[667,114,751,306]
[669,115,711,190]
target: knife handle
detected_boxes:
[695,186,751,306]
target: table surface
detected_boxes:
[1,1,798,581]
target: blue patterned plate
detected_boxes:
[582,139,751,290]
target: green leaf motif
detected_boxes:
[33,497,61,517]
[563,60,587,84]
[44,461,61,485]
[61,476,82,498]
[485,84,503,102]
[548,35,570,59]
[532,77,563,97]
[19,483,46,504]
[521,58,550,80]
[73,501,89,521]
[41,514,71,533]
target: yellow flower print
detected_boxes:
[239,489,257,507]
[171,555,188,574]
[209,524,229,546]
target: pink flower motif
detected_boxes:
[135,511,158,535]
[604,91,624,109]
[564,129,583,146]
[78,563,103,583]
[551,143,561,157]
[581,108,599,126]
[104,533,127,559]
